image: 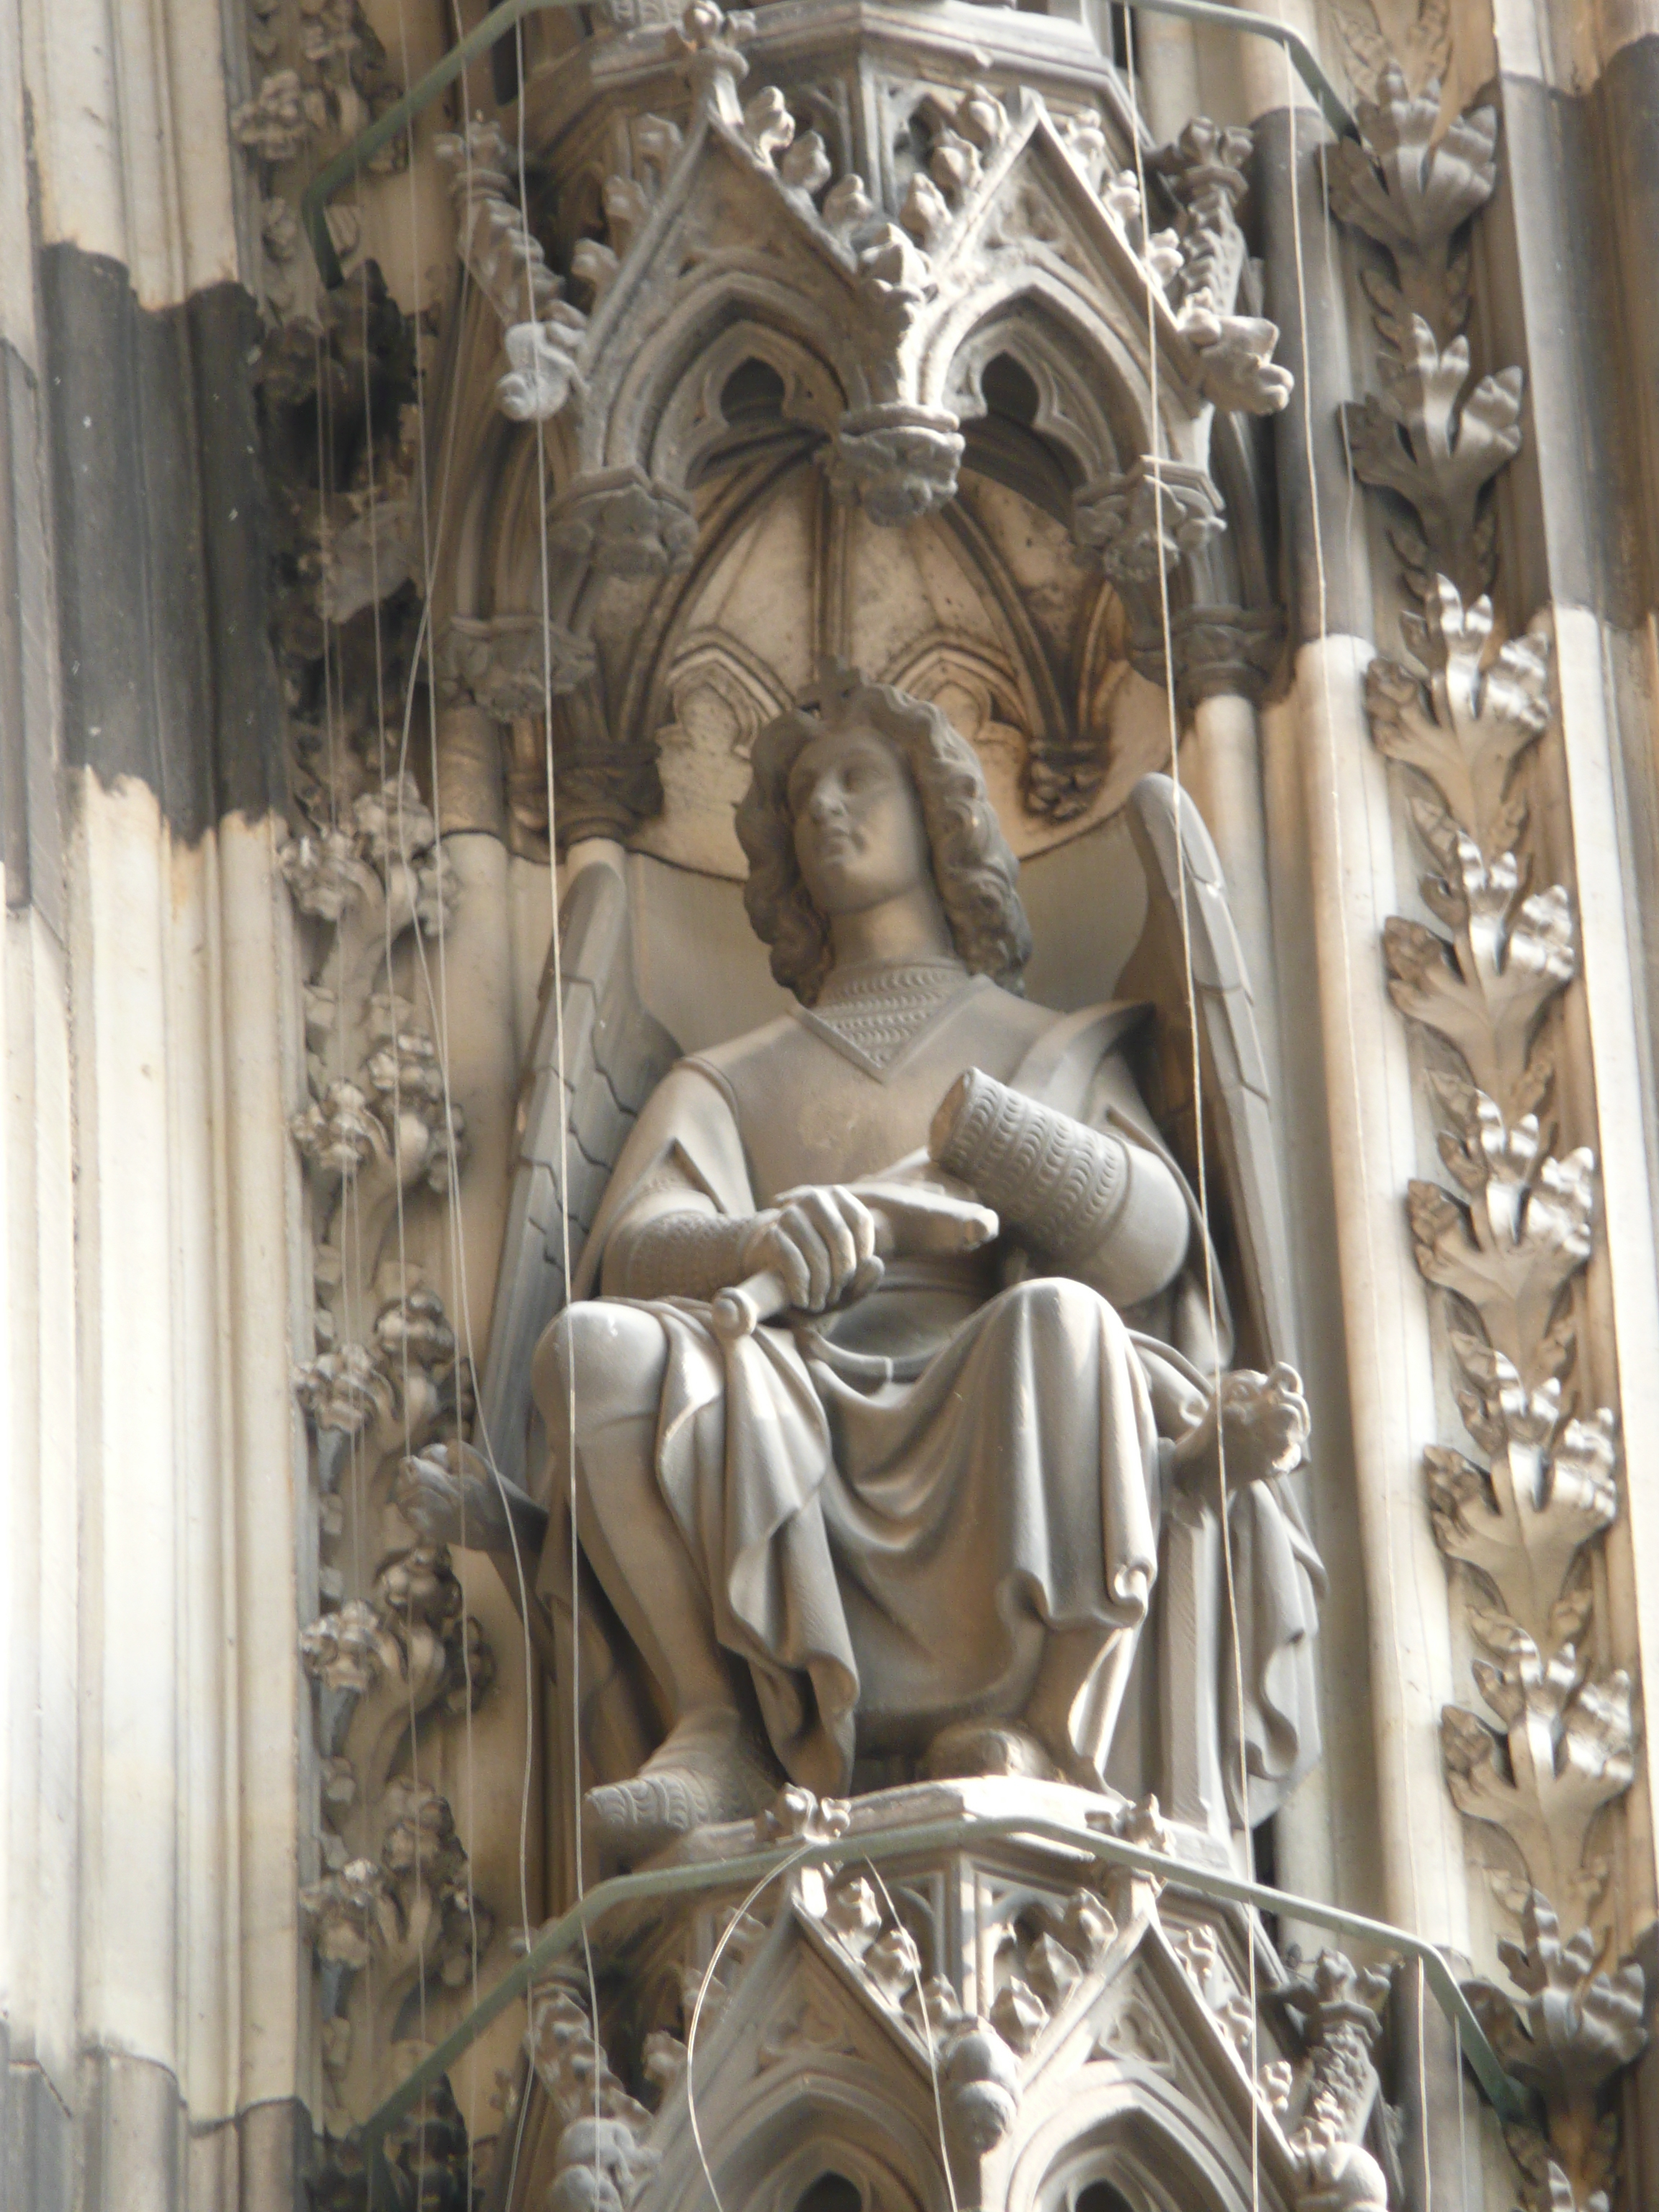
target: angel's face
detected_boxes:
[787,726,932,919]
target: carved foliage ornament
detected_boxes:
[1364,579,1645,2209]
[281,776,496,2148]
[1326,70,1521,601]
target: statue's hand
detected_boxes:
[711,1184,999,1337]
[1169,1362,1310,1502]
[742,1185,886,1313]
[395,1440,511,1550]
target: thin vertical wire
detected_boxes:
[508,9,607,2180]
[1123,28,1259,2209]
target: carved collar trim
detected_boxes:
[794,959,980,1080]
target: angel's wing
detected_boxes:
[1118,772,1295,1370]
[477,854,678,1493]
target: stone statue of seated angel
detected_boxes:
[401,665,1325,1874]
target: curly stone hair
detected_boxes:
[736,663,1032,1006]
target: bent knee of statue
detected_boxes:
[531,1298,670,1438]
[999,1270,1130,1341]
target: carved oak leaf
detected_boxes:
[1405,1128,1594,1378]
[741,84,793,163]
[1367,577,1552,856]
[1341,320,1524,596]
[1502,2120,1612,2212]
[1443,1621,1635,1912]
[301,1856,389,1970]
[1323,70,1497,343]
[232,68,311,163]
[1470,1892,1648,2101]
[280,826,373,922]
[352,773,436,864]
[1429,1334,1618,1643]
[302,1598,385,1697]
[547,470,698,578]
[295,1341,396,1450]
[1073,457,1226,581]
[989,1975,1048,2052]
[1384,842,1575,1118]
[822,1872,882,1956]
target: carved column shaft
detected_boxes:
[1291,634,1473,1956]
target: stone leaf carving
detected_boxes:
[1074,457,1226,583]
[547,467,698,579]
[1427,1335,1618,1646]
[436,121,563,327]
[1364,577,1632,1992]
[436,122,592,426]
[301,1779,494,2128]
[1406,1086,1593,1375]
[1323,66,1496,345]
[439,613,598,715]
[1366,577,1551,860]
[1385,824,1575,1121]
[1341,319,1524,597]
[526,1981,658,2212]
[1328,71,1519,598]
[1465,1893,1647,2212]
[282,761,495,2149]
[1442,1637,1634,1917]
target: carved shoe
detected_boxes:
[920,1719,1062,1783]
[583,1712,781,1873]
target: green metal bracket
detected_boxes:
[351,1808,1532,2201]
[298,0,1357,289]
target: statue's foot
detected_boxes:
[920,1720,1061,1784]
[1170,1361,1310,1499]
[583,1711,780,1873]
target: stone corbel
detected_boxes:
[823,403,966,527]
[1073,457,1226,583]
[1129,603,1285,719]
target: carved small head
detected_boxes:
[737,660,1031,1004]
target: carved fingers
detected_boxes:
[747,1185,884,1311]
[1169,1362,1311,1499]
[1219,1361,1311,1480]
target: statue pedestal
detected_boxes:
[490,1784,1396,2212]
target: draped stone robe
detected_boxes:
[531,974,1323,1816]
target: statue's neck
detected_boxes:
[827,882,956,975]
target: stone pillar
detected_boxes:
[0,0,307,2188]
[1252,53,1475,1960]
